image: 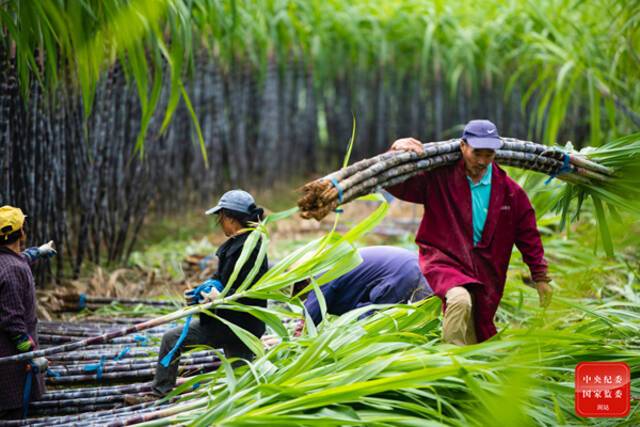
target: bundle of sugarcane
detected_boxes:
[47,360,221,384]
[0,290,280,364]
[38,320,175,337]
[75,342,157,353]
[80,316,155,324]
[49,354,220,377]
[40,332,160,345]
[9,393,190,427]
[39,380,160,401]
[62,400,179,427]
[54,292,178,312]
[48,348,216,362]
[298,138,616,220]
[29,379,199,419]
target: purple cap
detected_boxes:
[462,119,502,150]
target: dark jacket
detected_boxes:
[0,247,45,410]
[386,159,549,342]
[199,231,268,340]
[305,246,432,325]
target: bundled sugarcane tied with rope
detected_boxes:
[298,136,618,221]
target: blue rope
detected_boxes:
[330,178,345,213]
[46,369,61,378]
[185,280,223,305]
[330,178,344,203]
[160,315,193,368]
[545,153,572,185]
[160,279,222,368]
[78,293,86,310]
[84,355,107,381]
[114,346,130,361]
[81,347,130,381]
[22,362,35,418]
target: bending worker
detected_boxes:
[298,246,433,328]
[385,120,552,345]
[0,206,56,419]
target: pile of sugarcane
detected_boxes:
[53,293,178,312]
[0,310,289,421]
[0,318,211,421]
[298,138,616,220]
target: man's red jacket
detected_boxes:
[386,159,549,341]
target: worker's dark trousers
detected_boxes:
[152,319,253,395]
[0,408,23,420]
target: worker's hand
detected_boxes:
[37,240,57,258]
[13,333,36,353]
[199,287,219,304]
[390,137,425,155]
[536,281,553,308]
[28,357,49,373]
[293,319,305,337]
[184,279,224,305]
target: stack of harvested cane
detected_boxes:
[54,292,178,312]
[298,138,615,220]
[0,310,290,421]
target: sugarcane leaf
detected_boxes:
[203,311,265,358]
[235,234,269,294]
[606,202,623,224]
[263,207,299,225]
[180,82,207,166]
[303,304,318,338]
[310,276,328,323]
[159,37,183,134]
[341,114,356,169]
[313,249,362,287]
[222,229,262,296]
[217,302,289,339]
[340,193,389,244]
[591,195,614,257]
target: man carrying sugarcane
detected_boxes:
[294,246,433,332]
[385,120,552,345]
[0,206,57,419]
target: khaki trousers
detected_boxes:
[442,286,478,346]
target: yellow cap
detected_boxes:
[0,206,26,238]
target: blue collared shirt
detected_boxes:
[467,164,492,246]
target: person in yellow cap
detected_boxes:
[0,206,57,419]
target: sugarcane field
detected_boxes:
[1,0,640,426]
